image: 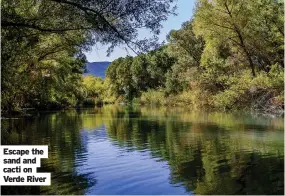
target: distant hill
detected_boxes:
[84,61,111,78]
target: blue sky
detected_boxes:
[84,0,196,62]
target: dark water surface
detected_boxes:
[1,106,284,195]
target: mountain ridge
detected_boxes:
[84,61,111,78]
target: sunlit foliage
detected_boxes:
[105,0,284,115]
[1,0,176,114]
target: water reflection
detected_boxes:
[1,106,284,195]
[1,112,95,195]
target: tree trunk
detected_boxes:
[224,2,256,77]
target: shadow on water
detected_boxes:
[1,106,284,195]
[1,111,96,195]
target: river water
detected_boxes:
[1,106,284,195]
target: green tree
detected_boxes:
[193,0,284,77]
[146,46,176,88]
[166,21,205,94]
[131,55,150,92]
[83,76,103,97]
[1,0,177,113]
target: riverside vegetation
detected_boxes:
[2,0,284,116]
[2,0,175,114]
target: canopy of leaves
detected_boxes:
[1,0,177,113]
[105,46,175,101]
[104,0,284,114]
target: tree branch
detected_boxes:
[2,21,92,32]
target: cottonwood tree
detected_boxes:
[193,0,284,77]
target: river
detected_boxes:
[1,106,284,195]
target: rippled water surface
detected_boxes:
[2,106,284,195]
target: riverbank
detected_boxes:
[136,89,284,117]
[2,97,284,119]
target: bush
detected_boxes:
[211,66,284,111]
[140,89,166,105]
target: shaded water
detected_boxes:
[1,106,284,195]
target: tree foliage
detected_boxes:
[193,0,284,76]
[105,47,175,101]
[1,0,176,113]
[105,0,284,114]
[2,0,283,114]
